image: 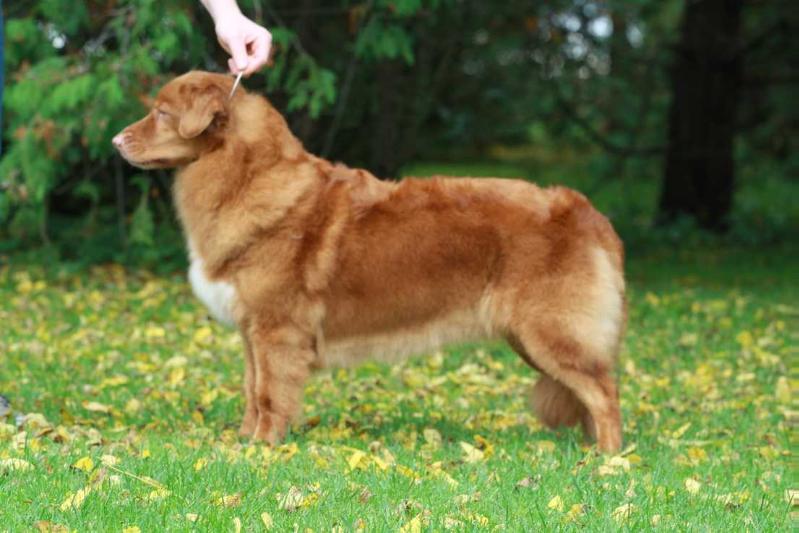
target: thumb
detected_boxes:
[228,39,249,72]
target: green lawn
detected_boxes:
[0,243,794,531]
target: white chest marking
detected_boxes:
[187,245,237,326]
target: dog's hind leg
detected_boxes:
[510,324,622,452]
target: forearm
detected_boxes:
[200,0,242,23]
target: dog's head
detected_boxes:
[113,71,237,169]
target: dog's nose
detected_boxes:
[112,132,126,149]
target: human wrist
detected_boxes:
[201,0,243,24]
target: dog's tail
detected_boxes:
[530,375,587,429]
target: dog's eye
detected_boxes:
[155,109,170,119]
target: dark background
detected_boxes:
[1,0,797,267]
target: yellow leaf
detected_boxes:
[168,367,186,387]
[73,456,95,472]
[463,512,489,526]
[758,446,778,460]
[547,495,564,512]
[0,458,33,472]
[277,486,303,511]
[776,377,791,403]
[100,375,129,388]
[185,513,199,523]
[399,513,423,533]
[536,440,556,453]
[785,489,799,506]
[276,442,299,462]
[735,330,753,348]
[122,527,141,533]
[82,401,111,414]
[33,520,69,532]
[200,389,219,406]
[686,447,707,463]
[145,326,166,339]
[423,428,442,449]
[474,435,494,459]
[233,517,242,533]
[100,454,119,466]
[565,503,585,522]
[261,512,274,529]
[684,478,701,495]
[147,488,171,501]
[460,441,484,463]
[611,503,635,523]
[193,326,213,344]
[60,486,92,511]
[215,493,241,507]
[671,423,691,439]
[348,450,367,471]
[124,398,142,414]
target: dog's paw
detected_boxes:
[251,413,286,445]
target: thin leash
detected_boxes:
[229,71,244,100]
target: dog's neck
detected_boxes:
[174,93,322,275]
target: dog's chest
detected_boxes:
[187,244,237,326]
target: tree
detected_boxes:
[657,0,744,231]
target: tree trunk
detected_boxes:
[657,0,743,231]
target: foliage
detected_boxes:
[2,0,795,255]
[0,245,794,530]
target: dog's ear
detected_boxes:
[178,85,227,139]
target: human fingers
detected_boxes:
[225,35,250,74]
[244,30,272,76]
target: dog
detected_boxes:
[113,71,626,452]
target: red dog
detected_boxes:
[113,71,625,452]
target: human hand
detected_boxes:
[213,11,272,76]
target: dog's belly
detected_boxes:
[320,307,494,367]
[187,245,237,326]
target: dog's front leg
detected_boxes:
[238,332,258,437]
[247,321,316,444]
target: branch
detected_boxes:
[736,20,788,58]
[321,2,376,157]
[554,93,664,157]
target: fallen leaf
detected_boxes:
[261,512,274,529]
[34,522,69,533]
[82,401,111,414]
[611,503,635,523]
[100,454,119,466]
[460,441,484,463]
[348,450,367,471]
[547,495,564,512]
[72,456,94,472]
[399,513,423,533]
[214,493,241,507]
[60,486,92,511]
[278,486,304,511]
[565,503,585,522]
[0,458,32,472]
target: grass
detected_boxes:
[0,241,794,531]
[1,156,796,531]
